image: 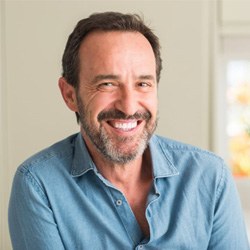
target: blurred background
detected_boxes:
[1,0,250,248]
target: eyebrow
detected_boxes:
[92,74,119,83]
[138,75,155,81]
[92,74,155,83]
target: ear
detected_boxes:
[58,77,78,112]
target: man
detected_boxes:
[9,12,249,249]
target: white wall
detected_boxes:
[1,1,9,248]
[1,1,213,249]
[221,0,250,24]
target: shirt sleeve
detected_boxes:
[8,167,65,250]
[208,162,250,250]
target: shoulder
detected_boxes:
[153,134,224,163]
[151,135,227,179]
[16,133,79,176]
[151,135,233,203]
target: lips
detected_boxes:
[107,120,139,131]
[98,109,151,122]
[98,109,150,132]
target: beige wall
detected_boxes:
[1,1,214,249]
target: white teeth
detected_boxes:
[114,121,137,130]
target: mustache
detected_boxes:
[97,109,151,122]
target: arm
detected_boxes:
[8,167,65,250]
[208,163,250,249]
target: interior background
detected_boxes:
[1,0,250,248]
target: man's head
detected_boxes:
[62,12,162,89]
[59,12,161,164]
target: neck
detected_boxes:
[98,151,152,186]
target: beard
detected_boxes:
[77,96,157,165]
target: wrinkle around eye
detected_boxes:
[136,81,155,92]
[97,82,118,92]
[138,82,150,87]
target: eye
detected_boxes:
[138,82,150,87]
[136,81,156,93]
[137,82,154,90]
[102,82,113,87]
[97,82,117,91]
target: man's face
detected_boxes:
[76,31,158,164]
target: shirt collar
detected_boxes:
[71,133,97,177]
[71,133,179,178]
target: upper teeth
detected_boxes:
[114,122,137,130]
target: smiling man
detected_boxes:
[8,12,249,250]
[70,31,158,166]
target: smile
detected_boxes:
[107,120,140,131]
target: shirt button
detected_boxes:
[116,199,122,206]
[138,245,143,249]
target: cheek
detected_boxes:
[144,94,158,115]
[84,94,115,120]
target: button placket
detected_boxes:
[108,188,143,244]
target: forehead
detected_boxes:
[78,31,156,73]
[79,30,155,58]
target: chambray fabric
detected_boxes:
[9,133,249,250]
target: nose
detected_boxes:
[114,86,139,116]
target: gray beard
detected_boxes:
[82,123,150,164]
[77,98,157,165]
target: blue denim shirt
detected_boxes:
[9,133,249,250]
